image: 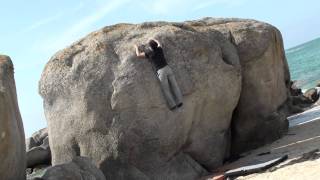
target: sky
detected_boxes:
[1,0,320,137]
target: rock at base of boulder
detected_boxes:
[27,136,51,168]
[231,110,289,155]
[303,88,319,103]
[28,157,106,180]
[26,128,48,151]
[99,152,208,180]
[26,128,51,168]
[27,164,50,180]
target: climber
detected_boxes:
[134,38,183,110]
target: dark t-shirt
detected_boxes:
[144,47,168,71]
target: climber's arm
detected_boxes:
[134,44,146,58]
[150,38,161,47]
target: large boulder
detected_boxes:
[186,18,290,154]
[39,19,242,179]
[39,18,290,179]
[0,55,26,180]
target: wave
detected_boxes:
[286,45,305,54]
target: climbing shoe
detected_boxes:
[170,106,177,111]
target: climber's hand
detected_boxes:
[134,44,145,58]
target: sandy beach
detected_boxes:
[206,105,320,180]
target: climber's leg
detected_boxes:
[157,66,177,109]
[167,67,183,106]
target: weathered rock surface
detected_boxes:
[26,164,50,180]
[27,137,51,168]
[186,18,290,154]
[26,128,48,151]
[0,55,26,180]
[290,80,303,96]
[28,157,105,180]
[303,88,319,103]
[26,128,51,168]
[282,80,313,112]
[39,18,290,179]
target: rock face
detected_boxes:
[26,128,51,168]
[186,18,290,154]
[26,128,48,151]
[0,55,26,180]
[39,18,290,179]
[303,88,319,103]
[28,157,106,180]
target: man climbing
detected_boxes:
[134,38,183,110]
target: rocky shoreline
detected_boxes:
[1,17,318,180]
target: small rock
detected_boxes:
[32,157,106,180]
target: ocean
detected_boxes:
[286,37,320,90]
[286,37,320,124]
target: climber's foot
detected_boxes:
[170,106,177,111]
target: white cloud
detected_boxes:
[23,1,86,33]
[193,0,247,12]
[148,0,184,15]
[138,0,187,15]
[138,0,246,15]
[23,13,63,33]
[46,0,130,52]
[34,0,246,54]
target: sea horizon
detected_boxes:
[286,37,320,90]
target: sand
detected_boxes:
[205,105,320,180]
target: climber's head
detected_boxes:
[148,39,158,50]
